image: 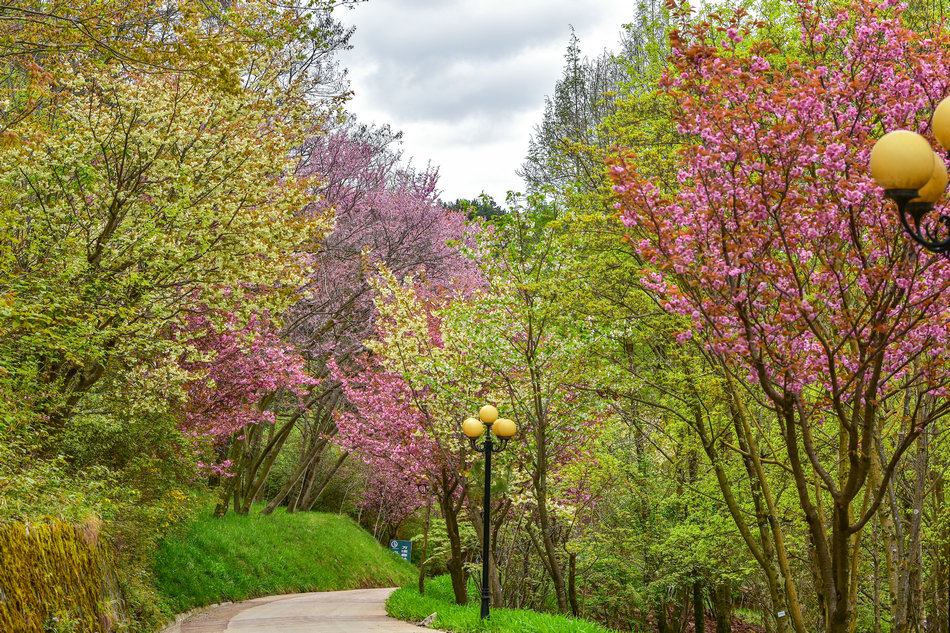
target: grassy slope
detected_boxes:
[152,508,415,613]
[387,575,621,633]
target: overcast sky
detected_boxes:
[337,1,634,205]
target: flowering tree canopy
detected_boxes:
[610,1,950,630]
[288,124,479,367]
[177,311,315,446]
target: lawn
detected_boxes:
[387,575,621,633]
[152,507,415,613]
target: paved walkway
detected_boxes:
[164,588,434,633]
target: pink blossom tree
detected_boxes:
[289,122,479,364]
[172,309,316,514]
[253,122,480,516]
[330,353,475,603]
[177,311,315,445]
[611,1,950,631]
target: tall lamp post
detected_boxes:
[462,404,516,620]
[870,97,950,256]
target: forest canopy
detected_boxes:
[3,1,950,632]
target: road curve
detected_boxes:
[167,588,432,633]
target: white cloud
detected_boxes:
[337,0,633,203]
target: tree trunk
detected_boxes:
[214,439,242,518]
[694,580,706,633]
[439,473,468,605]
[872,514,882,633]
[656,597,670,633]
[690,377,795,633]
[668,586,688,633]
[532,487,569,612]
[524,316,570,613]
[301,451,349,511]
[713,583,732,633]
[569,551,579,616]
[260,405,338,514]
[418,493,431,595]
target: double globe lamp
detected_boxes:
[870,96,950,256]
[462,405,516,619]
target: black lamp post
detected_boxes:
[871,97,950,256]
[461,405,517,619]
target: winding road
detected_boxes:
[163,588,432,633]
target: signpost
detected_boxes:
[389,539,412,562]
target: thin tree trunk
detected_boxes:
[694,580,706,633]
[419,492,432,595]
[569,552,579,616]
[439,473,468,605]
[727,378,807,633]
[302,451,349,511]
[873,514,882,633]
[713,583,732,633]
[656,597,670,633]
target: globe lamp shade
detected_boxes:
[933,97,950,151]
[492,417,516,438]
[478,405,499,425]
[870,130,935,191]
[462,417,484,439]
[913,151,949,204]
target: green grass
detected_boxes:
[734,606,763,626]
[152,507,415,613]
[387,575,620,633]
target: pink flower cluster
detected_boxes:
[611,0,950,406]
[175,310,315,443]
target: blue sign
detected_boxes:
[389,539,412,562]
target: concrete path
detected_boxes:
[165,588,434,633]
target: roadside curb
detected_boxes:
[159,601,233,633]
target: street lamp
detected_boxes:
[870,97,950,256]
[462,404,517,619]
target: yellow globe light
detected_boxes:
[870,130,935,190]
[462,417,484,439]
[913,151,949,204]
[933,97,950,151]
[478,405,498,425]
[492,417,516,438]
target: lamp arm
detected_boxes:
[887,191,950,257]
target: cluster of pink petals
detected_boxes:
[330,357,443,516]
[175,311,316,443]
[611,0,950,409]
[289,126,481,363]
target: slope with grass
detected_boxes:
[387,575,621,633]
[152,508,415,614]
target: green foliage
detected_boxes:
[387,575,623,633]
[418,517,479,577]
[0,434,208,630]
[152,508,415,613]
[445,195,507,221]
